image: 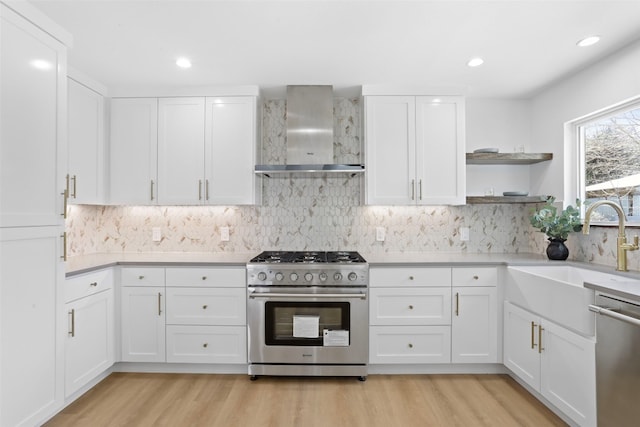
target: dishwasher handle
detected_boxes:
[589,304,640,327]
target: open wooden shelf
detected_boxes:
[466,153,553,165]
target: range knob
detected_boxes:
[319,272,328,282]
[348,272,358,281]
[290,272,299,281]
[304,273,313,282]
[257,272,267,281]
[275,272,284,281]
[333,272,343,281]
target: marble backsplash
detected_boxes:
[65,98,640,271]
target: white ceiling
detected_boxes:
[31,0,640,99]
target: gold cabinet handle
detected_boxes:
[203,343,208,348]
[539,326,544,354]
[531,321,537,350]
[408,343,413,349]
[60,232,67,261]
[205,179,210,201]
[138,275,145,280]
[419,179,423,201]
[408,305,414,310]
[158,292,162,316]
[473,275,479,280]
[60,188,68,218]
[455,292,460,316]
[202,276,207,281]
[202,304,208,310]
[198,180,203,201]
[68,309,75,337]
[411,179,415,200]
[71,175,77,198]
[90,282,98,287]
[409,276,414,280]
[150,180,155,201]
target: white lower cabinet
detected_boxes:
[121,286,166,362]
[64,274,114,397]
[503,301,596,427]
[165,267,247,364]
[451,267,498,363]
[369,267,452,364]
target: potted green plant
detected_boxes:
[530,196,583,260]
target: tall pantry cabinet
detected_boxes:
[0,2,71,426]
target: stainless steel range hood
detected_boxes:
[255,85,364,177]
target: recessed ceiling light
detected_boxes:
[176,57,192,68]
[577,36,601,47]
[467,57,484,67]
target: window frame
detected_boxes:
[572,95,640,227]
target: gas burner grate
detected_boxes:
[250,251,366,264]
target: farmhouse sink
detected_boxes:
[506,265,626,336]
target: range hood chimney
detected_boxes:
[255,85,365,176]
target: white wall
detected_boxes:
[530,38,640,202]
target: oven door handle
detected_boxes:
[249,292,367,300]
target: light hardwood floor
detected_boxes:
[45,373,567,427]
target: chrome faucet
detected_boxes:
[583,200,639,271]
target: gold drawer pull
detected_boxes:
[90,282,98,287]
[202,305,208,310]
[203,343,208,348]
[408,305,414,310]
[409,276,414,280]
[408,343,413,349]
[531,322,537,349]
[473,275,479,280]
[138,275,145,280]
[68,309,75,337]
[202,276,207,280]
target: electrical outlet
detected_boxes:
[460,227,470,241]
[376,227,386,242]
[220,226,230,242]
[152,227,161,242]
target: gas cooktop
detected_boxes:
[249,251,366,264]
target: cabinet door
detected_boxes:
[1,226,64,427]
[364,96,416,205]
[415,96,465,205]
[452,287,497,363]
[205,96,258,205]
[1,5,67,227]
[541,320,596,427]
[65,288,114,397]
[121,286,165,362]
[157,97,205,205]
[67,78,104,204]
[503,302,541,390]
[109,98,158,204]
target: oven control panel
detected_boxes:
[247,264,368,287]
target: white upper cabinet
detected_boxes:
[205,97,260,205]
[112,94,260,206]
[364,93,465,205]
[157,97,206,205]
[109,98,159,205]
[1,4,68,227]
[67,77,105,204]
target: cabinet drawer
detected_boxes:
[452,267,497,287]
[369,325,451,364]
[65,268,113,303]
[165,267,245,288]
[120,267,165,287]
[370,287,451,325]
[166,325,247,364]
[166,287,245,325]
[370,267,451,287]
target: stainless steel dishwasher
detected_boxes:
[589,293,640,427]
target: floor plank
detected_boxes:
[45,373,567,427]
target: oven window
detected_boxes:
[265,301,350,346]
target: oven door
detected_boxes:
[247,286,368,365]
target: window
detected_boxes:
[578,102,640,224]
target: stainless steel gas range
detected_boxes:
[246,251,368,380]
